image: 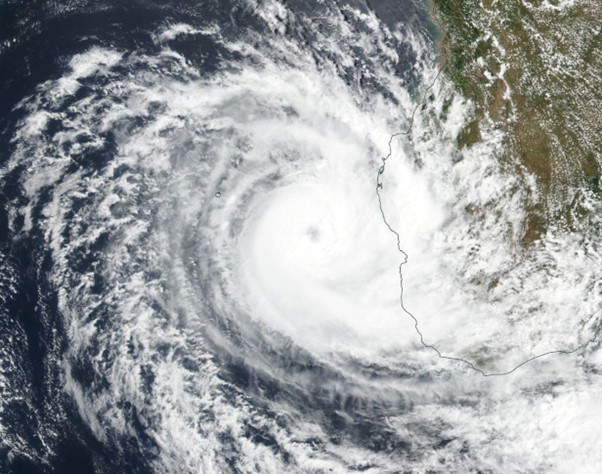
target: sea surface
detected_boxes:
[1,1,601,473]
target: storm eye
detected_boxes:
[305,225,320,241]
[3,2,601,472]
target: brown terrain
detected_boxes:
[429,0,602,245]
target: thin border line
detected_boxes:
[375,68,602,377]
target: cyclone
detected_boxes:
[1,0,602,473]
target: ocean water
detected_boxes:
[0,1,601,473]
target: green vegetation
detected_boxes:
[429,0,602,243]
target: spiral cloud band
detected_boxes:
[1,1,601,472]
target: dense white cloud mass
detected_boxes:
[1,1,601,472]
